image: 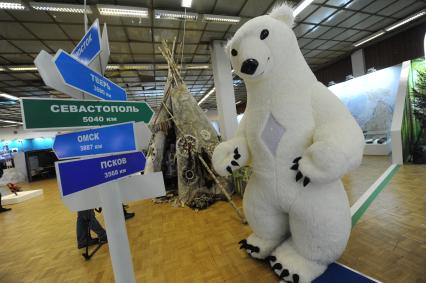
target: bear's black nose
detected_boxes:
[240,59,258,75]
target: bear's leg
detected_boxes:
[269,182,351,283]
[240,176,290,260]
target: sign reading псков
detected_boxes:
[54,50,127,101]
[53,122,142,160]
[21,98,154,130]
[71,19,101,65]
[56,152,146,197]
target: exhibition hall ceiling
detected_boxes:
[0,0,425,126]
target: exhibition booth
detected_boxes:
[0,0,425,283]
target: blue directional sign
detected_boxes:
[71,19,101,65]
[54,50,127,101]
[56,152,146,197]
[53,122,138,160]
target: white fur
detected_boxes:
[213,3,364,283]
[269,2,295,27]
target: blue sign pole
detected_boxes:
[56,152,146,197]
[71,19,101,65]
[53,122,139,160]
[54,50,127,101]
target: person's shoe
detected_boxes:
[124,211,135,220]
[0,207,11,213]
[78,238,99,249]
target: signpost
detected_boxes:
[21,98,154,130]
[30,17,165,283]
[71,19,101,65]
[54,50,127,101]
[53,122,150,160]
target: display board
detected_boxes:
[329,65,402,133]
[0,138,54,153]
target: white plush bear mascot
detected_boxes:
[212,3,364,283]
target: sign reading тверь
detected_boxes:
[21,98,154,130]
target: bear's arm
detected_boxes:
[212,114,250,176]
[298,83,364,184]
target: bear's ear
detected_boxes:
[269,2,295,27]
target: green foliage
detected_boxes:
[412,68,426,142]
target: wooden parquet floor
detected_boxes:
[0,159,424,283]
[340,164,426,283]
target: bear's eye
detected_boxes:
[231,49,238,56]
[260,29,269,40]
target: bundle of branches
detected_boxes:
[144,40,246,222]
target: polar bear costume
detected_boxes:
[212,3,364,283]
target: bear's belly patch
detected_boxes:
[261,113,285,156]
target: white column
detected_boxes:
[100,183,136,283]
[210,40,238,140]
[351,49,366,77]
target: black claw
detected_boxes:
[272,263,282,271]
[238,239,247,245]
[252,246,260,253]
[293,156,302,164]
[226,166,233,174]
[231,160,240,167]
[303,177,310,187]
[279,269,290,279]
[290,164,299,171]
[265,255,276,263]
[292,274,300,283]
[233,148,241,160]
[295,171,303,182]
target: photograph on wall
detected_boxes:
[329,65,402,136]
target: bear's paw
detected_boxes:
[212,138,249,176]
[290,156,311,187]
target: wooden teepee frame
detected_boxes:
[149,39,246,223]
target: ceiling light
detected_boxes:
[106,64,154,71]
[385,10,426,32]
[202,14,240,24]
[155,9,198,21]
[8,66,38,71]
[106,64,120,70]
[0,119,23,124]
[353,31,385,47]
[155,64,209,70]
[181,0,192,8]
[30,2,92,13]
[367,67,376,73]
[97,5,148,18]
[0,93,19,100]
[293,0,314,17]
[0,1,25,10]
[186,64,210,70]
[122,64,153,70]
[198,87,215,105]
[0,67,5,71]
[346,75,354,81]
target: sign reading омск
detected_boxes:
[21,98,154,130]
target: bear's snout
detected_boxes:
[241,58,259,75]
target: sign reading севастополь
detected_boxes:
[21,98,154,130]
